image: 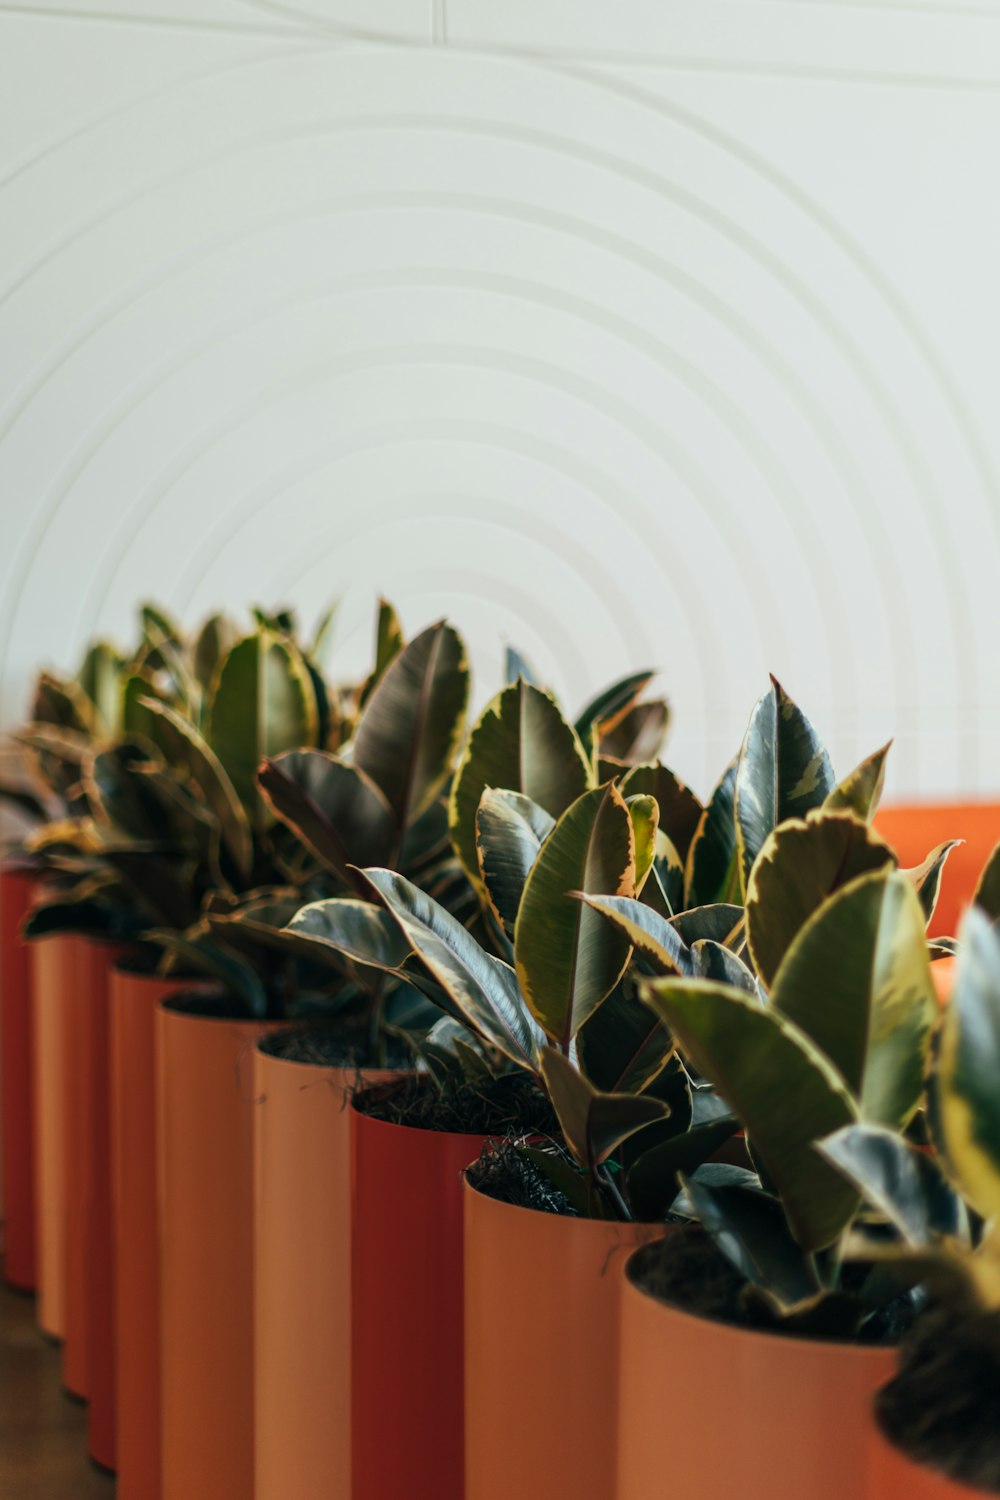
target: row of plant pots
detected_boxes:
[3,599,1000,1500]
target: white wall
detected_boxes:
[2,1,1000,800]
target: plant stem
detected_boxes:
[368,973,389,1069]
[598,1165,633,1223]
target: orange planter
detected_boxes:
[351,1096,486,1500]
[875,802,1000,938]
[110,964,197,1500]
[31,933,70,1340]
[868,1425,990,1497]
[157,998,283,1500]
[1,864,36,1291]
[616,1246,897,1500]
[463,1179,665,1500]
[253,1038,402,1500]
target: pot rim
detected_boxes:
[622,1242,901,1362]
[349,1087,494,1147]
[461,1167,666,1235]
[158,989,267,1025]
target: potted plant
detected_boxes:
[612,679,953,1500]
[290,668,683,1500]
[819,902,1000,1497]
[249,606,475,1500]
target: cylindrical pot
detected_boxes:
[875,802,1000,939]
[463,1178,666,1500]
[616,1245,897,1500]
[157,997,284,1500]
[253,1037,402,1500]
[351,1095,487,1500]
[1,864,36,1291]
[31,933,71,1339]
[54,938,123,1435]
[868,1425,991,1497]
[110,963,198,1500]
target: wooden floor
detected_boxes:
[0,1277,114,1499]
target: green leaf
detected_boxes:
[771,869,936,1127]
[620,761,704,862]
[138,696,252,881]
[683,1177,822,1311]
[735,679,836,892]
[626,1116,738,1221]
[192,614,236,696]
[690,939,756,992]
[599,700,669,765]
[82,742,163,842]
[818,1122,966,1246]
[974,842,1000,922]
[32,672,95,736]
[284,896,412,974]
[643,979,859,1251]
[669,904,745,949]
[207,631,319,815]
[575,671,654,742]
[515,784,636,1048]
[746,809,895,988]
[576,976,676,1094]
[581,893,691,975]
[504,646,538,686]
[902,841,962,927]
[684,759,741,907]
[449,680,592,887]
[77,641,123,734]
[310,601,339,669]
[351,621,468,834]
[626,794,659,893]
[824,742,892,822]
[517,1145,593,1215]
[359,598,405,708]
[257,750,394,889]
[148,927,266,1017]
[364,867,544,1068]
[475,788,555,939]
[539,1046,669,1169]
[938,907,1000,1225]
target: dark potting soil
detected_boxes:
[877,1303,1000,1494]
[467,1140,578,1217]
[629,1228,914,1346]
[259,1021,413,1072]
[354,1071,558,1138]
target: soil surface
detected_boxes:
[353,1071,558,1137]
[877,1304,1000,1494]
[467,1140,578,1216]
[259,1022,412,1071]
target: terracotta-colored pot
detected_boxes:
[58,935,122,1408]
[932,957,956,1007]
[616,1245,897,1500]
[1,864,36,1291]
[31,933,70,1340]
[875,802,1000,938]
[253,1038,402,1500]
[110,964,198,1500]
[351,1094,487,1500]
[157,997,284,1500]
[463,1178,665,1500]
[868,1425,991,1497]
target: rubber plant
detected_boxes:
[819,901,1000,1494]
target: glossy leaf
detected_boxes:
[351,621,467,836]
[902,841,962,927]
[539,1046,669,1169]
[207,631,319,814]
[620,761,704,862]
[746,810,895,988]
[515,784,635,1048]
[193,614,236,695]
[626,795,659,893]
[974,842,1000,922]
[644,979,859,1251]
[138,696,252,880]
[257,750,394,888]
[626,1115,738,1221]
[771,869,935,1127]
[824,742,891,822]
[575,671,654,742]
[364,867,544,1068]
[937,907,1000,1225]
[504,646,538,686]
[285,896,412,973]
[475,788,555,939]
[32,673,95,736]
[684,759,740,907]
[581,893,691,975]
[690,939,756,993]
[818,1122,966,1247]
[82,742,163,842]
[669,904,745,950]
[734,679,835,892]
[600,700,669,764]
[78,642,123,734]
[576,976,676,1094]
[684,1176,821,1311]
[449,680,591,887]
[518,1146,594,1216]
